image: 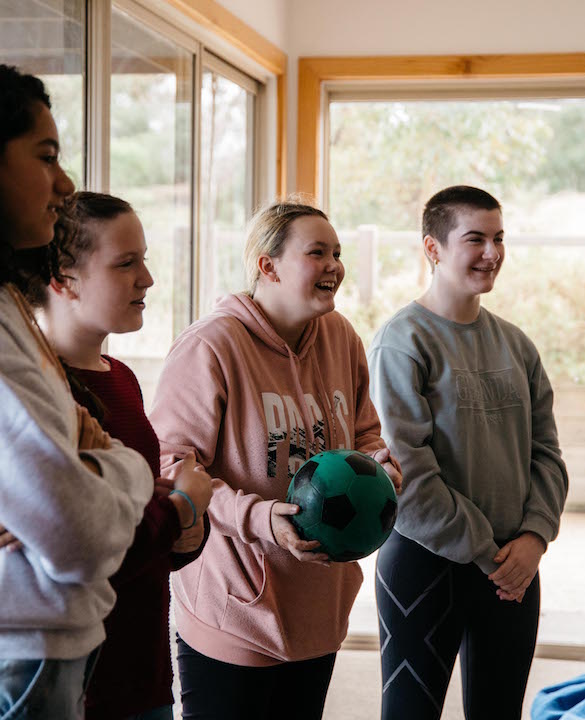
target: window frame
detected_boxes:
[198,49,260,315]
[296,53,585,202]
[120,0,286,199]
[324,80,585,217]
[103,0,277,321]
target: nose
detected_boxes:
[55,162,75,197]
[325,253,341,273]
[139,262,154,289]
[483,240,500,262]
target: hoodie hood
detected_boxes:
[214,293,319,361]
[214,293,326,450]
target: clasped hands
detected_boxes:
[488,532,546,604]
[77,403,213,555]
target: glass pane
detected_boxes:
[328,98,585,645]
[0,0,85,186]
[108,7,192,411]
[199,68,253,315]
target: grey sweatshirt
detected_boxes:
[0,287,154,659]
[367,301,568,574]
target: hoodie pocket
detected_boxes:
[221,552,289,657]
[221,556,364,661]
[222,551,267,615]
[192,537,266,630]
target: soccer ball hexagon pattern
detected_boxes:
[286,449,398,562]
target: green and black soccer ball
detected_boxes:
[286,449,398,562]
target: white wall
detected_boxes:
[288,0,585,57]
[217,0,585,190]
[215,0,289,52]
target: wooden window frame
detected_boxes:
[163,0,287,195]
[297,53,585,198]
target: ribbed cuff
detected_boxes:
[246,499,279,547]
[473,540,501,575]
[519,512,555,549]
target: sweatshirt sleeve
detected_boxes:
[150,333,277,550]
[352,335,387,456]
[109,496,181,586]
[368,343,501,574]
[517,354,568,545]
[0,354,153,585]
[171,511,211,571]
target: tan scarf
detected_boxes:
[6,283,68,385]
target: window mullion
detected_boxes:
[192,47,203,322]
[86,0,111,193]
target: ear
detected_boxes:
[257,254,279,284]
[49,274,79,300]
[423,234,441,265]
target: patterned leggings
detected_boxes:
[376,530,540,720]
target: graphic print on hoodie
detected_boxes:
[263,390,353,478]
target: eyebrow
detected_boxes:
[461,229,504,237]
[308,240,342,249]
[37,138,60,152]
[112,250,146,261]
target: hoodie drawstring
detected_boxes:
[310,345,338,449]
[286,344,339,460]
[219,294,337,460]
[286,347,315,459]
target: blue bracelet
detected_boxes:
[169,489,197,529]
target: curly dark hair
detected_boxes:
[0,64,54,290]
[29,191,133,307]
[55,191,133,271]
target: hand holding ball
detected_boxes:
[286,449,398,562]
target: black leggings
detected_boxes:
[176,635,336,720]
[376,530,540,720]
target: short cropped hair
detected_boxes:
[244,198,328,295]
[422,185,501,246]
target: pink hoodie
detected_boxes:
[150,293,386,666]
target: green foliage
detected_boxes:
[200,71,248,229]
[537,105,585,193]
[484,246,585,385]
[110,75,179,188]
[329,101,553,230]
[329,100,585,232]
[40,74,84,186]
[45,74,585,385]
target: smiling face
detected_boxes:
[70,211,154,337]
[432,207,505,299]
[271,215,345,324]
[0,102,74,249]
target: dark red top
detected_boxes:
[71,356,204,719]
